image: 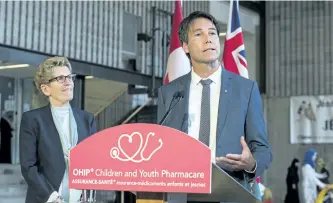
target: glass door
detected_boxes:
[0,75,16,164]
[12,77,48,164]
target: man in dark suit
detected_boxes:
[157,11,272,202]
[19,56,96,203]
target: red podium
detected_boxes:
[69,123,261,203]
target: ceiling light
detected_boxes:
[0,64,30,69]
[85,76,94,79]
[219,32,226,37]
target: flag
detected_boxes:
[163,0,191,84]
[222,0,248,78]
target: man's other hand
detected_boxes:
[216,136,256,172]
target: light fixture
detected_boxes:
[0,64,30,69]
[85,76,94,79]
[219,32,226,37]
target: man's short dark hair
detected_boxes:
[178,11,220,45]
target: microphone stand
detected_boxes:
[81,190,96,203]
[158,93,183,125]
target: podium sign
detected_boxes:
[69,123,211,194]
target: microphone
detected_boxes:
[159,91,184,125]
[180,113,189,132]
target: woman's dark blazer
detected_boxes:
[19,104,97,203]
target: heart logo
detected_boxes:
[117,132,143,161]
[110,131,164,163]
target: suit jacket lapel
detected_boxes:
[72,108,86,144]
[177,72,191,134]
[43,104,65,163]
[216,69,232,142]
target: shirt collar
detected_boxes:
[191,65,222,85]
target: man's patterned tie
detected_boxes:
[199,79,212,147]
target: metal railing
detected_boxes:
[121,98,153,124]
[94,89,132,131]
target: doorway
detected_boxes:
[0,63,38,165]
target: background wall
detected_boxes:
[263,97,333,203]
[266,1,333,97]
[265,1,333,202]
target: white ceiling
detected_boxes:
[0,66,37,78]
[0,61,37,78]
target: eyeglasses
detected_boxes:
[48,74,76,83]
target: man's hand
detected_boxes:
[216,136,256,171]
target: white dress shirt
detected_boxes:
[187,67,221,163]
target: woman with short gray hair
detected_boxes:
[19,56,96,203]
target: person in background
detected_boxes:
[316,158,330,186]
[301,148,329,203]
[0,111,14,163]
[19,56,96,203]
[316,158,332,203]
[284,158,300,203]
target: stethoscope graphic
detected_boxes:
[110,132,163,163]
